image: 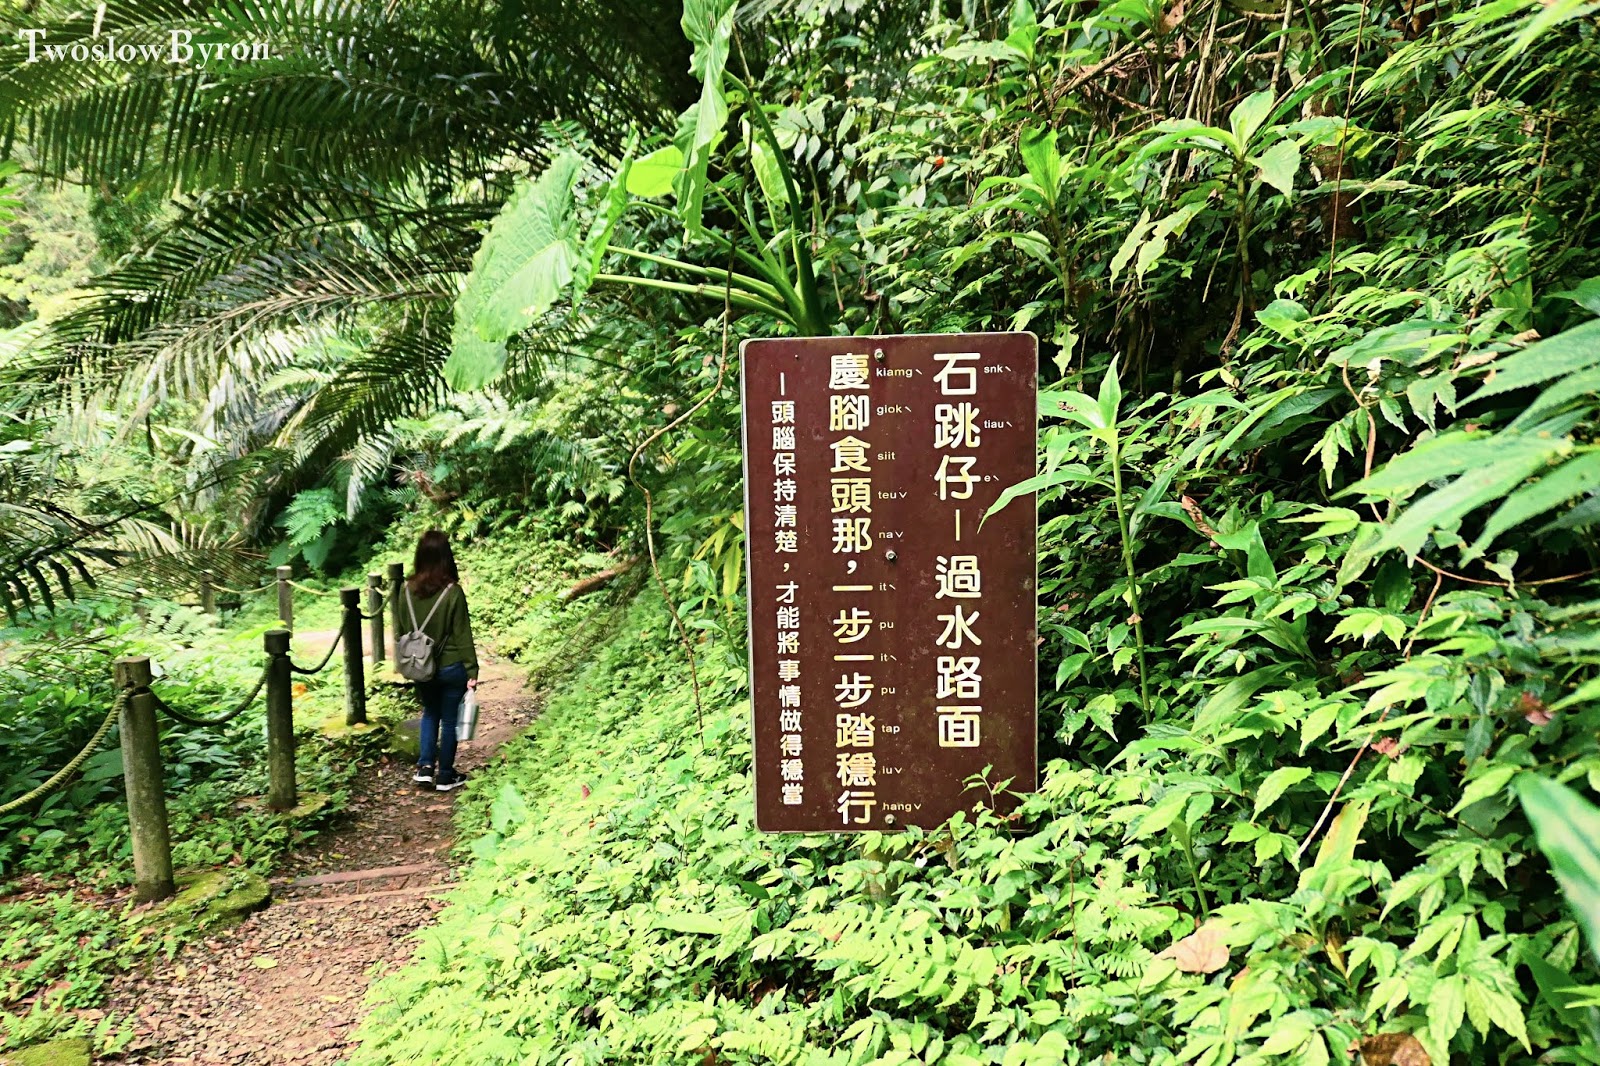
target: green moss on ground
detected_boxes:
[134,869,270,933]
[4,1036,92,1064]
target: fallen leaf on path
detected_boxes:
[1357,1032,1430,1066]
[250,956,279,969]
[1158,922,1229,974]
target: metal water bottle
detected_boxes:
[457,689,479,742]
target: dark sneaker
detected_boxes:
[435,771,469,792]
[413,766,435,784]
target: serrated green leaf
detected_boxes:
[1255,766,1312,814]
[1376,445,1564,557]
[655,911,734,934]
[1471,319,1600,401]
[1468,451,1600,560]
[1452,763,1517,814]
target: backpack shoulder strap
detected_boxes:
[417,583,454,631]
[405,585,420,632]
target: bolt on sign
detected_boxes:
[741,333,1038,833]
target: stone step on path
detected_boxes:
[105,644,536,1066]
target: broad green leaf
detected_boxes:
[1228,90,1276,155]
[675,0,736,240]
[982,463,1097,525]
[1471,319,1600,401]
[1109,211,1153,283]
[1039,389,1107,430]
[1019,126,1062,206]
[1253,138,1300,196]
[1256,299,1309,337]
[1134,202,1204,280]
[1517,775,1600,966]
[1550,277,1600,315]
[749,137,785,212]
[446,154,585,390]
[1096,357,1123,429]
[1005,0,1039,61]
[1255,766,1312,814]
[626,145,683,198]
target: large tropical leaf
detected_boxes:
[446,155,587,391]
[674,0,737,240]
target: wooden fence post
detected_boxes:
[114,656,174,902]
[340,588,367,726]
[199,571,216,615]
[387,562,404,670]
[133,587,149,624]
[367,572,386,667]
[264,629,296,811]
[276,566,293,629]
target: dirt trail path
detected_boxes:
[107,643,535,1066]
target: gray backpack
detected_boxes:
[397,583,454,682]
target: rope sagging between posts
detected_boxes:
[149,660,272,727]
[211,581,274,597]
[0,691,128,816]
[285,580,338,596]
[289,626,344,675]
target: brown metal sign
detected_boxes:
[742,333,1038,832]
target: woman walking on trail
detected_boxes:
[405,529,478,792]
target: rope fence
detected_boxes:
[289,627,344,675]
[211,581,273,597]
[1,569,401,898]
[358,591,387,620]
[150,661,272,727]
[0,692,127,817]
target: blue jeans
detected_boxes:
[416,662,468,777]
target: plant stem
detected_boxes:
[592,273,788,320]
[1108,431,1151,716]
[605,246,785,305]
[1175,821,1210,918]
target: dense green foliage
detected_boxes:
[4,0,1600,1062]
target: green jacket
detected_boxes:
[403,583,479,681]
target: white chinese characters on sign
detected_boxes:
[772,393,805,806]
[931,354,985,752]
[828,353,877,826]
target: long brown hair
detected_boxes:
[407,529,459,597]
